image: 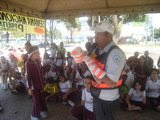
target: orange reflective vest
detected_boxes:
[91,45,125,89]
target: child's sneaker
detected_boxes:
[62,101,67,105]
[138,109,143,113]
[68,100,75,107]
[0,106,3,112]
[31,115,40,120]
[40,111,47,119]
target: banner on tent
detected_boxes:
[0,11,45,35]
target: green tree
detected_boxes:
[88,14,146,43]
[52,27,62,39]
[154,28,160,39]
[63,17,81,43]
[48,20,61,44]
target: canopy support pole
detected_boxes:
[44,19,47,53]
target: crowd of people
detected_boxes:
[0,21,160,120]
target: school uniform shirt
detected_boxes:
[128,88,146,102]
[66,57,74,66]
[49,48,57,58]
[82,88,93,112]
[146,78,160,98]
[59,80,72,93]
[75,70,92,86]
[54,58,65,67]
[125,71,135,89]
[99,41,126,101]
[45,70,57,79]
[43,58,52,66]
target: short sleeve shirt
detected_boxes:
[146,78,160,98]
[99,41,126,101]
[59,80,72,93]
[82,88,93,112]
[128,88,146,102]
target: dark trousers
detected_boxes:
[93,97,119,120]
[32,89,48,117]
[57,91,77,102]
[148,96,160,109]
[130,100,146,110]
[72,105,93,120]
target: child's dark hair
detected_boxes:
[132,80,144,91]
[59,74,67,81]
[46,77,55,84]
[151,68,159,75]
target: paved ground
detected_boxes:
[1,90,160,120]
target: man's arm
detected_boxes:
[95,49,126,87]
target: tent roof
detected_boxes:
[0,0,160,19]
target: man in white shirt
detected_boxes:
[91,22,126,120]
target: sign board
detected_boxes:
[0,11,45,35]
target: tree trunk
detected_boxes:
[28,34,31,42]
[111,15,123,44]
[50,20,53,44]
[6,32,9,43]
[70,29,73,43]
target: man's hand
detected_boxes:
[71,47,86,63]
[28,89,33,96]
[93,76,102,84]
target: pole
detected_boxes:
[44,19,47,52]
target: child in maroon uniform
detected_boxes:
[26,46,48,120]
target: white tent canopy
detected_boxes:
[0,0,160,19]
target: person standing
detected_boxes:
[143,51,154,77]
[89,22,126,120]
[58,42,66,58]
[26,46,47,120]
[23,42,32,73]
[0,56,9,90]
[71,22,126,120]
[127,52,139,71]
[48,43,58,60]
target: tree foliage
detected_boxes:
[48,20,61,44]
[63,17,81,31]
[62,17,81,42]
[154,28,160,39]
[123,14,146,24]
[52,28,62,39]
[87,14,146,43]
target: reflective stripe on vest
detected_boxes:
[91,79,123,89]
[91,45,124,89]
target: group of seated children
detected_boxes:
[43,74,76,107]
[120,68,160,112]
